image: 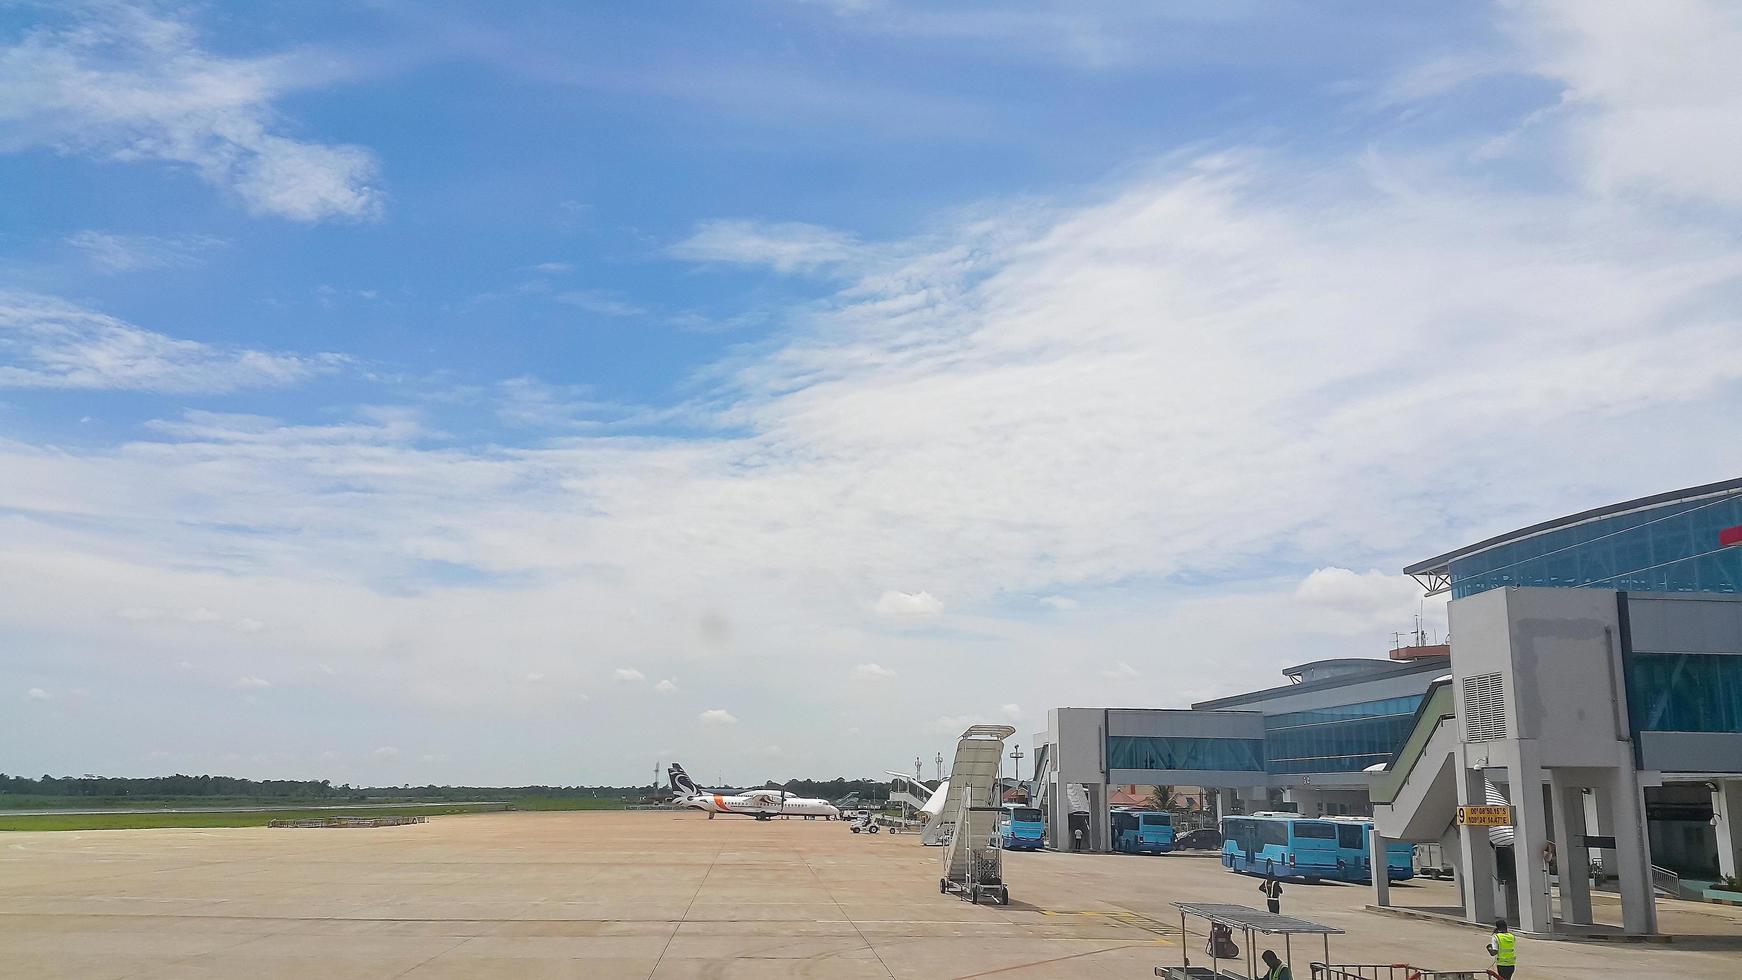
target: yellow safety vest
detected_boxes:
[1493,931,1516,967]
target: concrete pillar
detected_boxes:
[1369,825,1391,908]
[1714,780,1742,879]
[1455,747,1497,925]
[1045,774,1068,851]
[1549,771,1593,925]
[1507,744,1553,935]
[1601,761,1658,935]
[1583,789,1616,883]
[1088,783,1111,853]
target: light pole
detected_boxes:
[1009,747,1025,797]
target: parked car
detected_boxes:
[1173,827,1222,850]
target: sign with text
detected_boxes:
[1456,805,1513,827]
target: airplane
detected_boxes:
[667,764,841,821]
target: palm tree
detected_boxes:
[1147,785,1175,812]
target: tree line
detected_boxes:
[0,773,893,803]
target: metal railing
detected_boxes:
[1651,864,1682,898]
[1312,965,1489,980]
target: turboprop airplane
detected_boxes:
[667,763,841,820]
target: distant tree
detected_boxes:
[1148,785,1176,811]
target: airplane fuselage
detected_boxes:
[685,793,839,819]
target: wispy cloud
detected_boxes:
[0,5,382,221]
[556,289,646,317]
[0,293,343,393]
[670,220,863,274]
[613,668,646,683]
[849,662,896,681]
[699,708,737,724]
[65,231,226,273]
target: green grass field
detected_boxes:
[0,797,627,832]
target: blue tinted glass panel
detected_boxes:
[1448,494,1742,599]
[1262,695,1422,774]
[1105,735,1265,772]
[1625,652,1742,733]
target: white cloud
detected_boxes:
[556,290,645,318]
[232,675,270,689]
[26,687,50,701]
[669,220,862,274]
[534,262,573,274]
[1038,595,1079,610]
[0,292,340,393]
[613,668,646,683]
[371,745,399,759]
[1101,661,1140,681]
[699,708,738,725]
[0,5,382,221]
[654,678,678,693]
[1296,567,1422,614]
[1000,703,1024,720]
[1507,0,1742,209]
[849,662,896,681]
[875,590,943,618]
[932,714,976,734]
[65,231,225,273]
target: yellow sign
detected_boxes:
[1457,805,1513,827]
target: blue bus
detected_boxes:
[999,804,1045,851]
[1328,818,1415,883]
[1111,809,1175,854]
[1219,813,1340,881]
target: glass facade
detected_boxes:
[1106,735,1265,772]
[1262,695,1424,774]
[1625,652,1742,733]
[1448,493,1742,599]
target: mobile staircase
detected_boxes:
[938,724,1015,905]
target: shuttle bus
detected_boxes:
[1111,809,1175,854]
[1219,812,1340,881]
[1327,817,1415,882]
[998,804,1045,851]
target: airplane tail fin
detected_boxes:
[668,763,701,799]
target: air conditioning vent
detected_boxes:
[1462,672,1507,741]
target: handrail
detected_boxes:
[1651,864,1681,898]
[1369,680,1454,805]
[1312,964,1487,980]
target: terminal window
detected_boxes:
[1261,695,1424,774]
[1105,735,1265,772]
[1625,651,1742,733]
[1447,493,1742,599]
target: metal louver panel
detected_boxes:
[1462,672,1507,741]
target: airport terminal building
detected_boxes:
[1035,478,1742,935]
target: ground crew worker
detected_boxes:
[1259,949,1292,980]
[1486,918,1517,979]
[1258,872,1283,914]
[1072,827,1084,851]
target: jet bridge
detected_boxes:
[938,724,1015,905]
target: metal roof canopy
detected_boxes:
[1172,903,1344,935]
[1160,904,1343,980]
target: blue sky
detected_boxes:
[4,1,1741,786]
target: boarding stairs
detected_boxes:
[938,724,1015,905]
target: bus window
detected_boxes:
[1336,824,1363,849]
[1258,821,1288,848]
[1292,822,1336,840]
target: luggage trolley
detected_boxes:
[937,724,1016,906]
[1156,903,1344,980]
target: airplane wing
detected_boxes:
[738,789,787,804]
